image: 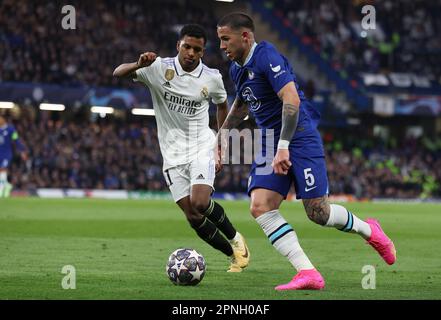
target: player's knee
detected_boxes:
[190,197,210,214]
[304,203,329,226]
[306,210,325,225]
[186,211,205,229]
[250,201,274,218]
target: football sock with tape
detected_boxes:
[326,204,372,239]
[191,217,234,257]
[203,199,237,240]
[256,210,315,271]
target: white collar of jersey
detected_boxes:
[173,56,203,78]
[235,42,258,68]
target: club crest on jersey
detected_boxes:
[201,87,209,98]
[165,69,175,81]
[242,87,261,111]
[248,70,254,80]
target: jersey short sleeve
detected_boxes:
[209,73,227,105]
[133,57,162,86]
[6,126,18,140]
[258,46,294,94]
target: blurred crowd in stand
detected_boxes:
[275,0,441,80]
[6,111,440,199]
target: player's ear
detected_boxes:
[241,31,249,42]
[176,40,181,52]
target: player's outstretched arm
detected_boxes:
[214,98,248,173]
[218,97,248,132]
[112,52,157,78]
[272,81,301,175]
[216,97,248,148]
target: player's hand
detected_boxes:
[215,144,223,174]
[214,146,222,174]
[272,149,291,175]
[215,132,228,174]
[137,52,157,68]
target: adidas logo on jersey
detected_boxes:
[196,174,205,180]
[162,81,171,88]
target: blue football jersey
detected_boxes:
[0,124,20,160]
[230,41,324,158]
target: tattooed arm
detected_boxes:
[216,97,248,145]
[219,97,248,131]
[215,97,248,173]
[278,82,301,148]
[272,81,301,175]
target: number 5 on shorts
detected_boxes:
[304,168,315,187]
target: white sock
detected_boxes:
[256,210,315,271]
[326,204,372,239]
[229,231,241,244]
[0,171,6,198]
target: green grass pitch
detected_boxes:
[0,198,440,300]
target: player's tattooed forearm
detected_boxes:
[220,100,248,131]
[280,103,299,142]
[283,103,298,116]
[222,114,245,129]
[302,196,331,226]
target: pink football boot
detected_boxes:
[275,269,325,291]
[366,218,397,265]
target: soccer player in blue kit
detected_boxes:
[216,13,396,290]
[0,114,27,198]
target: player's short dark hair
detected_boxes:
[217,12,255,32]
[179,24,207,45]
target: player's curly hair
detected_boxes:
[179,24,207,45]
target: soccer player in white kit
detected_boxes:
[113,24,249,272]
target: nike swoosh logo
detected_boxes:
[305,186,318,192]
[242,246,249,258]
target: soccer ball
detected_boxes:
[166,248,206,286]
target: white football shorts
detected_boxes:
[163,151,216,202]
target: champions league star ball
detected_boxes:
[166,248,206,286]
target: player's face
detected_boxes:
[217,26,247,63]
[0,116,5,126]
[177,36,205,72]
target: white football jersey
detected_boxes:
[134,56,227,170]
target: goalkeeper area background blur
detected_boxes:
[1,198,440,300]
